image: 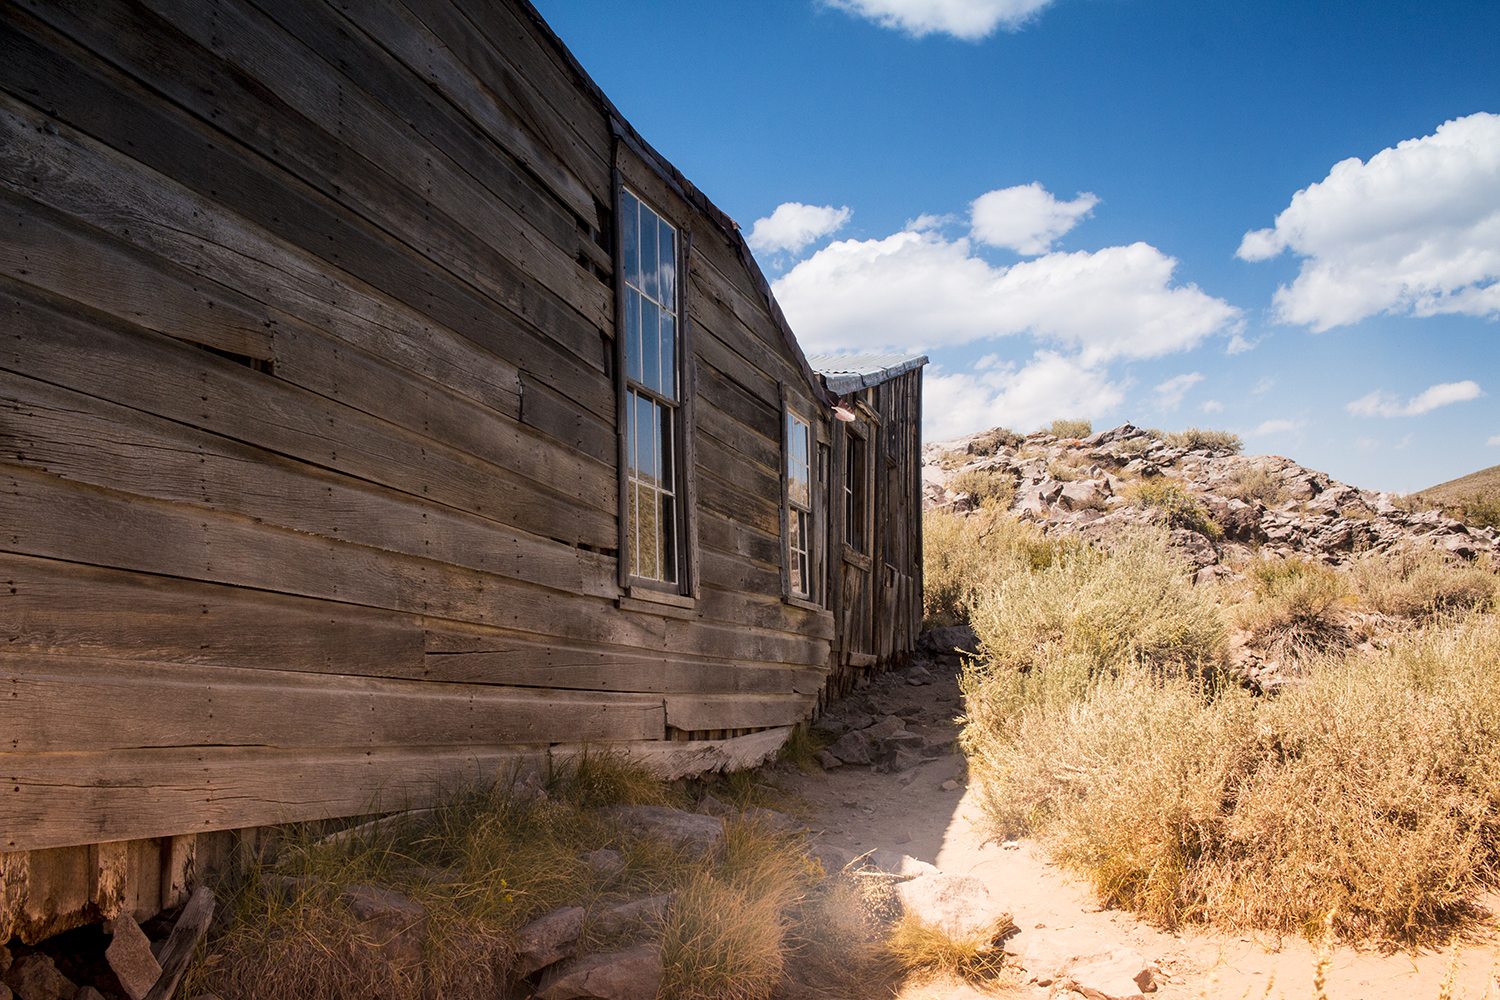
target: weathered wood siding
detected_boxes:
[825,368,924,699]
[0,0,833,873]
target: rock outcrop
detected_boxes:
[924,423,1496,569]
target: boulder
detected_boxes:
[1065,950,1162,999]
[923,625,978,654]
[513,906,585,977]
[593,894,675,938]
[1058,479,1109,512]
[342,884,428,969]
[827,731,871,766]
[106,913,163,1000]
[536,946,663,1000]
[601,806,725,856]
[864,716,904,741]
[1,954,75,1000]
[580,849,626,880]
[855,849,939,878]
[815,750,843,770]
[895,873,1008,940]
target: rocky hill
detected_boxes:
[922,423,1497,578]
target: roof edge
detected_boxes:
[815,356,929,395]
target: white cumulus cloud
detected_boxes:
[1489,433,1500,445]
[970,183,1099,254]
[1153,372,1203,410]
[824,0,1057,39]
[1201,400,1224,413]
[1346,380,1484,417]
[773,229,1239,361]
[923,353,1125,439]
[1238,112,1500,331]
[746,202,852,255]
[1253,419,1304,435]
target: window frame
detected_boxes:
[613,179,695,599]
[781,392,823,609]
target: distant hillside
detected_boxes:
[1419,463,1500,504]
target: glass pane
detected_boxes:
[658,217,676,306]
[640,298,660,393]
[622,191,639,289]
[628,480,640,578]
[658,402,673,488]
[626,390,639,474]
[659,492,677,584]
[625,290,642,386]
[640,205,659,303]
[659,313,676,401]
[639,486,659,580]
[637,394,656,486]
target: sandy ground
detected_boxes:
[780,664,1500,1000]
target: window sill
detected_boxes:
[617,595,697,620]
[783,595,825,614]
[625,585,695,609]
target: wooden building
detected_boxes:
[0,0,924,941]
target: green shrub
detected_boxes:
[1048,418,1092,440]
[1124,479,1223,539]
[949,468,1016,511]
[1452,494,1500,529]
[1163,428,1243,453]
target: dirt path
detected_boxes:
[781,664,1500,1000]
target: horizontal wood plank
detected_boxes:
[0,188,272,361]
[1,653,666,754]
[0,279,615,547]
[664,693,816,732]
[0,552,427,678]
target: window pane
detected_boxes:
[625,289,642,386]
[658,217,676,306]
[627,390,639,474]
[659,313,676,401]
[628,480,640,578]
[657,401,673,488]
[659,492,677,584]
[640,298,660,394]
[640,206,659,302]
[637,394,656,486]
[638,485,659,580]
[622,191,639,289]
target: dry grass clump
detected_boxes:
[923,510,1080,628]
[1228,465,1290,506]
[187,754,827,1000]
[1237,557,1351,662]
[657,816,812,1000]
[1163,427,1243,453]
[1354,544,1498,619]
[1124,478,1223,539]
[1048,417,1092,440]
[965,531,1226,684]
[962,540,1500,946]
[948,467,1016,510]
[884,911,1012,981]
[968,426,1024,455]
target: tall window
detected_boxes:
[621,189,680,583]
[844,429,865,552]
[786,412,812,597]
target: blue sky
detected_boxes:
[532,0,1500,493]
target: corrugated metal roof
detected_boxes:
[806,353,929,394]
